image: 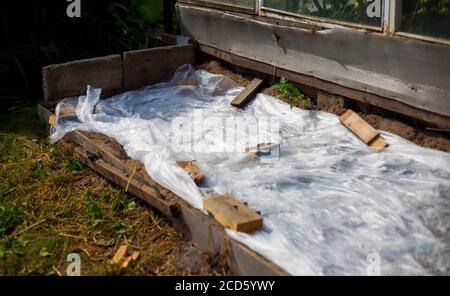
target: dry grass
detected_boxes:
[0,104,227,276]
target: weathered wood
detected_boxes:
[37,104,288,276]
[199,44,450,129]
[73,146,173,217]
[231,77,265,108]
[176,160,205,185]
[123,44,196,90]
[42,54,123,102]
[147,36,173,48]
[204,194,263,233]
[369,136,389,150]
[178,0,255,14]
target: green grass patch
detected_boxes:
[65,158,85,173]
[273,77,314,110]
[86,191,102,219]
[0,182,15,202]
[0,232,66,275]
[111,189,136,212]
[30,162,45,180]
[0,203,25,237]
[0,134,25,163]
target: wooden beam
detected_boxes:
[204,194,263,233]
[340,110,380,145]
[231,77,265,108]
[340,109,388,150]
[42,54,123,102]
[199,44,450,129]
[177,0,255,15]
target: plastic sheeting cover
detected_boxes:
[51,64,450,275]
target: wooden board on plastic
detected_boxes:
[340,109,388,150]
[203,194,263,233]
[231,77,265,108]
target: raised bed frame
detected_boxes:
[39,44,288,276]
[40,36,450,275]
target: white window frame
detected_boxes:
[256,0,450,45]
[179,0,450,45]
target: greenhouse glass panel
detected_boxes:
[401,0,450,40]
[264,0,382,27]
[199,0,255,9]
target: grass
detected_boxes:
[272,77,314,110]
[0,104,226,275]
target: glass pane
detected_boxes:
[201,0,255,9]
[264,0,382,27]
[401,0,450,39]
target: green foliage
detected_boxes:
[0,203,25,236]
[0,134,25,163]
[0,183,14,201]
[267,0,380,26]
[403,0,450,38]
[65,158,85,173]
[86,192,102,219]
[1,1,167,106]
[111,189,135,212]
[132,0,164,24]
[30,163,45,180]
[273,77,314,110]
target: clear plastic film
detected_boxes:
[51,64,450,275]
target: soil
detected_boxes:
[0,105,228,276]
[201,60,450,153]
[197,60,254,87]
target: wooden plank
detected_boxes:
[147,36,173,48]
[231,77,265,108]
[37,104,287,276]
[176,160,205,185]
[42,54,123,102]
[339,109,388,150]
[369,136,389,150]
[73,146,174,217]
[203,194,263,233]
[123,44,196,90]
[199,44,450,129]
[339,110,380,144]
[177,0,256,15]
